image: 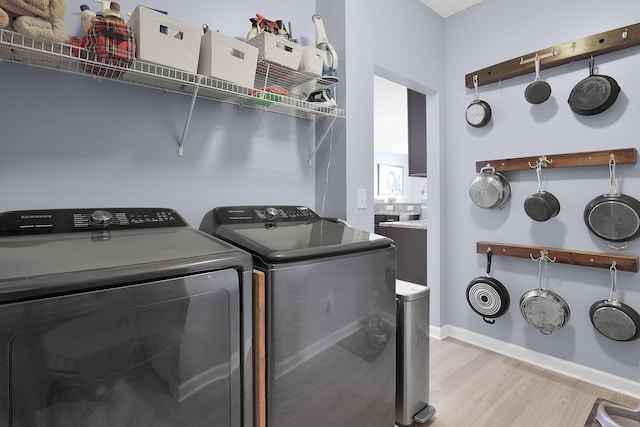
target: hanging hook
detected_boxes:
[529,249,556,263]
[527,155,553,169]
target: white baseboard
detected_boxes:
[429,324,640,399]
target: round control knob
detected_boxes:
[91,210,113,225]
[266,207,279,218]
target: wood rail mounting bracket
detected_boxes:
[465,22,640,88]
[475,148,636,173]
[476,241,638,273]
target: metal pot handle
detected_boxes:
[534,54,541,82]
[607,241,629,251]
[479,164,496,175]
[473,75,480,102]
[607,261,622,306]
[608,155,619,195]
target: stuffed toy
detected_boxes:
[0,0,67,43]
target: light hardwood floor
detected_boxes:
[414,338,639,427]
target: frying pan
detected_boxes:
[524,160,560,222]
[520,252,570,335]
[584,156,640,251]
[466,75,491,128]
[468,165,511,210]
[466,249,510,324]
[525,54,551,105]
[568,58,620,116]
[590,262,640,341]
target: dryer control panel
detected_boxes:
[212,206,321,224]
[0,208,188,236]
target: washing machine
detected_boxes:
[0,207,253,427]
[200,205,396,427]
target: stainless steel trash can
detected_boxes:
[396,280,436,426]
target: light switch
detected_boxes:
[357,188,366,209]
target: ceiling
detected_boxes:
[419,0,482,18]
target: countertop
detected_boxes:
[378,219,427,230]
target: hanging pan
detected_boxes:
[568,57,621,116]
[466,75,492,128]
[466,249,510,324]
[520,251,570,335]
[525,54,552,105]
[590,261,640,342]
[524,158,560,222]
[468,164,511,210]
[584,155,640,251]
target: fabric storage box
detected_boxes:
[81,21,136,78]
[198,30,258,88]
[127,6,201,73]
[247,31,303,70]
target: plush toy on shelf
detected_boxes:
[0,0,68,43]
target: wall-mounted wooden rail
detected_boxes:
[475,148,636,173]
[477,241,638,273]
[465,22,640,88]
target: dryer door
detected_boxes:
[0,269,241,427]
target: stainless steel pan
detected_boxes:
[520,251,570,334]
[469,165,511,210]
[584,156,640,251]
[590,262,640,341]
[466,75,491,128]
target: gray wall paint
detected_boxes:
[445,0,640,381]
[0,0,319,227]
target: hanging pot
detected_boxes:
[466,75,492,128]
[568,58,621,116]
[584,156,640,251]
[466,249,510,324]
[468,165,511,210]
[590,262,640,341]
[524,159,560,222]
[525,54,552,105]
[520,252,570,334]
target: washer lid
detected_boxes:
[200,206,392,261]
[0,208,252,303]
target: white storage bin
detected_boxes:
[127,6,201,73]
[198,30,258,88]
[247,31,303,70]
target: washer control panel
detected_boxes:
[0,208,187,236]
[213,206,321,224]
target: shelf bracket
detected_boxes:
[308,116,338,167]
[178,75,202,156]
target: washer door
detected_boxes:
[0,269,241,427]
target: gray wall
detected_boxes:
[0,0,320,226]
[445,0,640,381]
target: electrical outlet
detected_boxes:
[357,188,366,209]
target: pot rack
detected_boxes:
[465,22,640,88]
[475,148,636,173]
[476,241,638,273]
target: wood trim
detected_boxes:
[252,270,266,427]
[475,148,636,173]
[465,22,640,88]
[476,241,638,273]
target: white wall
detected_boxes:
[445,0,640,382]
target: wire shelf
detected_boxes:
[0,29,345,120]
